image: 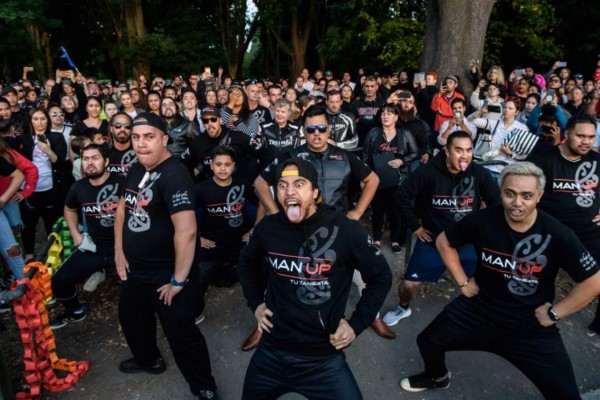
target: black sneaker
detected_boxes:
[119,357,167,374]
[50,310,87,330]
[401,371,450,392]
[391,243,402,254]
[198,389,218,399]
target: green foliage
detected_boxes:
[485,0,561,70]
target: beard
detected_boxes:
[84,168,106,179]
[399,108,415,123]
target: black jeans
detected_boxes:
[118,276,217,394]
[196,260,237,315]
[51,249,114,313]
[242,344,362,400]
[21,189,60,255]
[371,186,402,242]
[416,309,580,400]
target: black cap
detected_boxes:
[201,106,220,117]
[132,112,167,134]
[276,159,319,190]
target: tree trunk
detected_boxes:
[421,0,494,98]
[289,0,316,79]
[217,0,259,79]
[25,24,47,80]
[124,0,148,78]
[314,1,327,72]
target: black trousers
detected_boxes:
[371,186,403,242]
[118,276,216,394]
[196,260,237,315]
[51,249,114,313]
[416,308,580,400]
[242,344,362,400]
[21,189,60,255]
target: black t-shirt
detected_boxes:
[250,105,273,125]
[195,176,256,263]
[445,205,599,333]
[107,146,137,177]
[529,146,600,241]
[0,157,16,177]
[65,174,124,255]
[122,158,196,283]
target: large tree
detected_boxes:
[421,0,494,97]
[216,0,259,79]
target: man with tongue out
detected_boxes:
[400,162,600,397]
[383,131,500,328]
[238,158,391,399]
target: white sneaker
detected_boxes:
[383,305,412,326]
[83,270,106,292]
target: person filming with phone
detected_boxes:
[437,98,476,146]
[431,76,465,149]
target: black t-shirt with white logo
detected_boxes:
[107,146,137,177]
[195,176,256,263]
[529,146,600,242]
[65,174,123,255]
[445,205,599,333]
[122,158,195,282]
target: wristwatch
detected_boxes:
[170,274,188,287]
[547,307,559,322]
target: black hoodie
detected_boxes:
[397,152,501,244]
[237,205,391,356]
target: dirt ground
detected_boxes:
[1,227,599,399]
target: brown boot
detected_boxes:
[242,328,262,351]
[371,317,396,339]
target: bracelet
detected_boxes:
[459,278,470,288]
[170,274,188,287]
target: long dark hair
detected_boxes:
[230,86,251,123]
[28,107,51,135]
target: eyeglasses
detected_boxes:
[112,122,132,129]
[50,112,65,117]
[550,79,560,83]
[201,117,219,124]
[305,125,327,134]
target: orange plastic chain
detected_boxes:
[11,271,89,399]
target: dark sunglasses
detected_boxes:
[112,122,132,129]
[305,125,327,134]
[16,89,24,93]
[202,117,219,124]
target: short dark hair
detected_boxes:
[566,114,597,131]
[450,98,466,108]
[70,136,89,155]
[303,104,327,125]
[446,131,472,148]
[110,111,132,125]
[81,143,108,160]
[210,144,236,161]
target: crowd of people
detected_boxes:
[1,59,600,399]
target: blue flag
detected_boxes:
[59,46,78,71]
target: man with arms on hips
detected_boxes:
[114,112,217,400]
[51,144,123,329]
[528,114,600,336]
[238,159,391,399]
[401,161,600,399]
[383,131,500,326]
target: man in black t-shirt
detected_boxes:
[195,145,256,315]
[106,112,136,177]
[238,159,391,400]
[50,144,123,329]
[114,113,217,400]
[528,115,600,335]
[401,162,600,399]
